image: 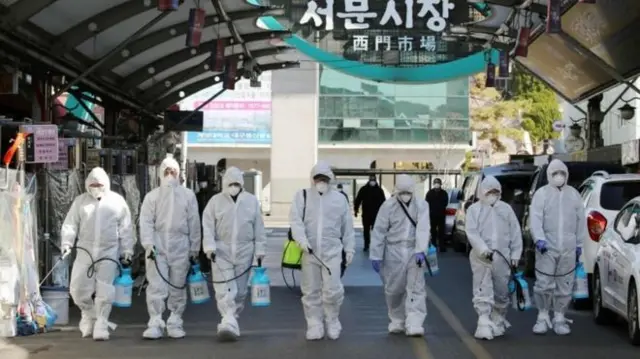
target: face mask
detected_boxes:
[400,194,412,203]
[551,174,566,187]
[161,175,178,187]
[316,182,328,193]
[199,182,207,189]
[89,187,104,199]
[434,183,441,189]
[227,185,241,196]
[485,194,498,206]
[369,181,376,186]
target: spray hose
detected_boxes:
[491,250,528,312]
[280,241,333,295]
[146,249,260,290]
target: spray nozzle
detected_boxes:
[257,258,263,267]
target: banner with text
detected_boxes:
[182,72,272,145]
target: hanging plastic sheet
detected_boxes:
[1,168,56,337]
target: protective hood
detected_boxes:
[394,174,415,194]
[310,161,335,184]
[158,157,180,179]
[546,159,569,184]
[479,176,501,200]
[85,167,110,193]
[222,166,244,188]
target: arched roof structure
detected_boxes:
[0,0,638,112]
[0,0,299,115]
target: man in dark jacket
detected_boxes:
[425,178,449,252]
[354,175,386,252]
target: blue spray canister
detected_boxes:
[509,271,532,311]
[573,262,589,300]
[113,267,134,308]
[188,263,210,304]
[424,244,439,277]
[251,259,270,307]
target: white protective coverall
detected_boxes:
[530,159,587,335]
[61,167,134,341]
[370,174,430,336]
[289,161,356,340]
[140,158,201,339]
[202,167,266,340]
[465,176,523,340]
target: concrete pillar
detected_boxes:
[269,59,319,218]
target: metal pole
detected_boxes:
[52,11,172,99]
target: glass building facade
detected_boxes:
[318,66,470,144]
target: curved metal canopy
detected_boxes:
[0,0,298,114]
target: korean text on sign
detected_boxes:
[299,0,456,32]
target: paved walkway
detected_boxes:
[9,229,640,359]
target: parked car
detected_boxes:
[452,163,537,254]
[575,172,640,309]
[445,188,462,239]
[593,196,640,345]
[520,162,627,277]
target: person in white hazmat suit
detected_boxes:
[369,174,430,336]
[202,167,267,341]
[139,157,201,340]
[465,176,523,340]
[530,159,586,335]
[61,167,135,341]
[289,161,356,341]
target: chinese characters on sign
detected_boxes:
[22,124,59,163]
[352,34,437,51]
[300,0,456,32]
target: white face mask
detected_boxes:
[485,194,499,206]
[400,194,412,203]
[369,181,376,186]
[88,187,105,199]
[199,182,207,189]
[227,185,241,196]
[551,174,566,187]
[316,182,328,193]
[161,175,178,187]
[434,183,441,189]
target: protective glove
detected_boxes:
[576,247,582,262]
[415,252,426,267]
[205,251,216,262]
[371,259,382,273]
[144,246,156,259]
[61,245,72,259]
[120,252,133,265]
[189,250,199,260]
[297,240,312,254]
[479,250,493,263]
[535,240,548,254]
[345,252,354,266]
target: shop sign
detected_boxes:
[299,0,456,32]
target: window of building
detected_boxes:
[318,66,470,144]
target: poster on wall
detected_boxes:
[182,72,272,145]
